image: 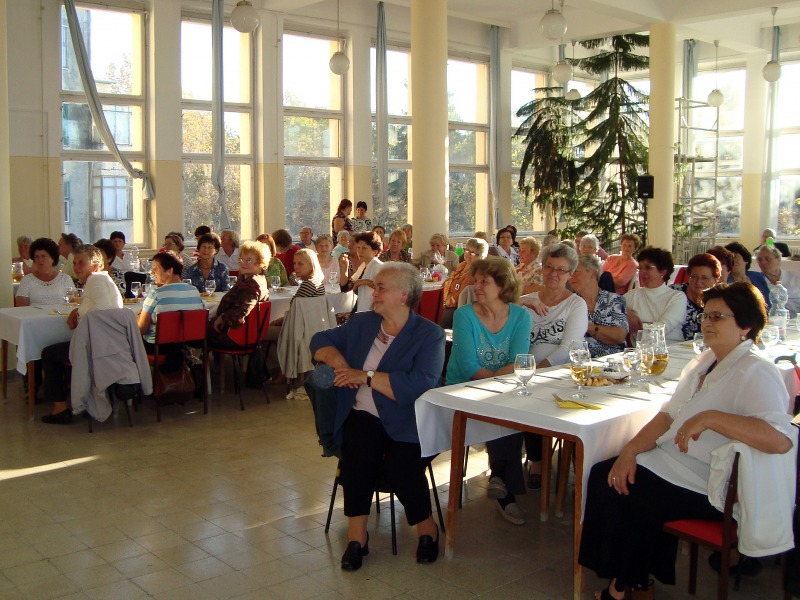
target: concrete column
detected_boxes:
[741,52,770,248]
[0,0,11,307]
[496,28,513,232]
[347,24,372,212]
[647,23,676,250]
[410,0,448,254]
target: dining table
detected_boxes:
[416,338,799,600]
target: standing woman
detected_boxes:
[379,229,412,264]
[446,257,532,525]
[339,232,383,312]
[670,253,722,341]
[184,232,230,293]
[15,237,75,307]
[332,198,354,237]
[315,234,338,282]
[602,233,640,295]
[496,228,519,266]
[441,237,488,328]
[352,201,372,232]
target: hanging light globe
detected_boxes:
[565,88,581,101]
[707,89,724,107]
[230,0,259,33]
[329,51,350,75]
[540,9,567,40]
[763,60,781,83]
[552,61,572,85]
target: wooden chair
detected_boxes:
[148,309,209,422]
[662,453,741,600]
[415,288,444,325]
[208,301,271,410]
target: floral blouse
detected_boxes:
[670,282,702,341]
[585,289,629,358]
[516,259,542,290]
[331,211,353,237]
[185,258,230,293]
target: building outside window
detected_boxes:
[774,61,800,238]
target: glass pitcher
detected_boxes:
[643,322,669,375]
[11,262,24,282]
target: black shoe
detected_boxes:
[416,524,439,564]
[708,552,763,576]
[41,409,72,425]
[341,535,369,571]
[527,473,542,491]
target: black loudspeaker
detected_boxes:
[637,175,654,199]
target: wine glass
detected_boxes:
[270,276,281,291]
[63,285,75,305]
[569,350,591,399]
[228,275,237,289]
[205,279,216,296]
[141,283,150,298]
[514,354,536,396]
[637,344,655,385]
[693,333,707,355]
[130,282,142,298]
[329,271,339,287]
[622,349,641,388]
[762,325,780,352]
[420,267,431,281]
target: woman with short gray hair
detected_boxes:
[413,233,459,273]
[441,238,488,327]
[516,237,543,295]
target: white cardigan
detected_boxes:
[624,283,686,342]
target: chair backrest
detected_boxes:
[673,266,688,285]
[155,309,210,344]
[415,288,444,324]
[457,284,476,308]
[228,270,239,277]
[227,301,271,349]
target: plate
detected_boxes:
[276,287,288,293]
[123,298,139,305]
[589,367,629,384]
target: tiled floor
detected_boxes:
[0,373,787,599]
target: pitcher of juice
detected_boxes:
[644,322,668,375]
[11,262,24,282]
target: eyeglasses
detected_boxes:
[542,264,571,275]
[688,274,715,283]
[697,311,735,324]
[465,249,478,256]
[640,264,659,270]
[238,257,257,264]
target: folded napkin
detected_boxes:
[554,395,602,410]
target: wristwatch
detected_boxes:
[366,370,375,387]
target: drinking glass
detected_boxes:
[514,354,536,396]
[183,279,193,288]
[130,282,142,298]
[455,242,465,257]
[63,285,75,305]
[12,262,24,282]
[693,333,707,355]
[329,271,339,286]
[420,267,431,281]
[569,351,591,399]
[205,279,216,296]
[637,344,655,384]
[228,275,237,289]
[270,276,281,291]
[762,325,780,351]
[141,284,150,298]
[622,349,641,388]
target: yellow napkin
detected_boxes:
[554,394,602,410]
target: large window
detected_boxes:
[181,18,253,239]
[60,5,144,243]
[775,61,800,237]
[283,33,344,238]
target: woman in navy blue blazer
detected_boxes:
[310,262,445,570]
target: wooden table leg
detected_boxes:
[540,436,553,521]
[572,440,585,600]
[556,441,574,518]
[27,361,36,420]
[445,410,467,559]
[1,340,7,400]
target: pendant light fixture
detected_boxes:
[706,40,724,108]
[230,0,259,33]
[762,6,781,83]
[329,0,350,75]
[565,40,581,100]
[540,0,567,41]
[552,41,572,85]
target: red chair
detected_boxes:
[662,453,740,600]
[208,301,271,411]
[228,270,239,277]
[673,266,688,285]
[148,309,209,422]
[415,288,444,325]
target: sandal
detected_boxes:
[594,581,624,600]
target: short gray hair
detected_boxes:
[758,244,782,260]
[577,254,602,280]
[542,234,559,248]
[429,233,449,248]
[541,242,579,273]
[580,234,599,251]
[519,236,540,255]
[220,229,239,247]
[337,230,351,244]
[16,235,32,246]
[378,262,422,309]
[467,237,489,258]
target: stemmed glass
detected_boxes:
[205,279,216,296]
[329,271,339,288]
[141,283,150,298]
[420,267,431,281]
[63,285,75,305]
[130,282,142,298]
[270,276,281,292]
[762,325,780,352]
[568,340,592,399]
[622,348,641,388]
[693,333,707,355]
[228,275,237,289]
[514,354,536,396]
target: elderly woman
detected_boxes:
[379,229,412,264]
[339,232,383,312]
[372,225,387,250]
[15,237,74,307]
[208,241,270,347]
[351,201,372,232]
[580,282,794,600]
[756,244,800,314]
[670,253,722,341]
[217,229,240,271]
[332,198,354,237]
[310,263,445,569]
[93,238,127,291]
[332,230,351,260]
[184,232,230,294]
[57,232,82,279]
[705,246,734,284]
[496,227,519,266]
[40,245,123,424]
[441,237,488,328]
[447,258,532,525]
[257,233,289,286]
[162,232,194,272]
[137,251,203,371]
[725,241,770,307]
[414,233,459,273]
[624,247,686,342]
[515,237,543,295]
[539,234,559,259]
[754,227,791,257]
[273,229,299,278]
[13,234,33,272]
[474,231,501,257]
[315,234,337,282]
[109,231,133,272]
[602,233,640,295]
[570,254,628,358]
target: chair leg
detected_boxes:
[325,460,341,534]
[233,356,245,411]
[719,546,731,600]
[427,463,445,533]
[375,490,380,513]
[389,491,397,555]
[86,412,93,433]
[688,542,698,595]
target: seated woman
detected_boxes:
[756,244,800,314]
[441,237,488,328]
[40,245,123,424]
[570,254,628,358]
[208,241,270,347]
[310,263,445,569]
[14,234,33,273]
[162,232,194,274]
[624,246,686,342]
[332,230,351,260]
[93,238,127,291]
[273,229,300,278]
[446,257,532,525]
[137,251,204,371]
[725,241,770,308]
[413,233,459,273]
[515,237,543,295]
[15,237,74,307]
[495,227,520,266]
[579,282,794,599]
[256,233,289,286]
[315,234,338,283]
[184,232,230,294]
[706,246,734,284]
[602,233,640,295]
[670,253,721,341]
[371,225,387,250]
[338,231,383,312]
[379,229,412,264]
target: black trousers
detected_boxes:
[578,457,723,588]
[42,341,71,403]
[142,340,184,373]
[485,433,526,495]
[341,409,432,526]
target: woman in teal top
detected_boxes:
[446,257,532,525]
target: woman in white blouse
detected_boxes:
[15,238,75,307]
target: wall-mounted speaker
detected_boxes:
[637,175,654,199]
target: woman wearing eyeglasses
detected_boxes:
[624,246,686,342]
[440,237,488,328]
[580,282,795,600]
[669,253,722,341]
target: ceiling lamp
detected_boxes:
[707,40,724,108]
[230,0,259,33]
[564,41,580,99]
[329,0,350,75]
[763,6,781,82]
[540,0,567,40]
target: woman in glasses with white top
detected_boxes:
[669,253,722,341]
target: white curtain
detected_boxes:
[62,0,154,201]
[682,39,697,100]
[376,3,388,221]
[489,25,502,229]
[211,0,231,230]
